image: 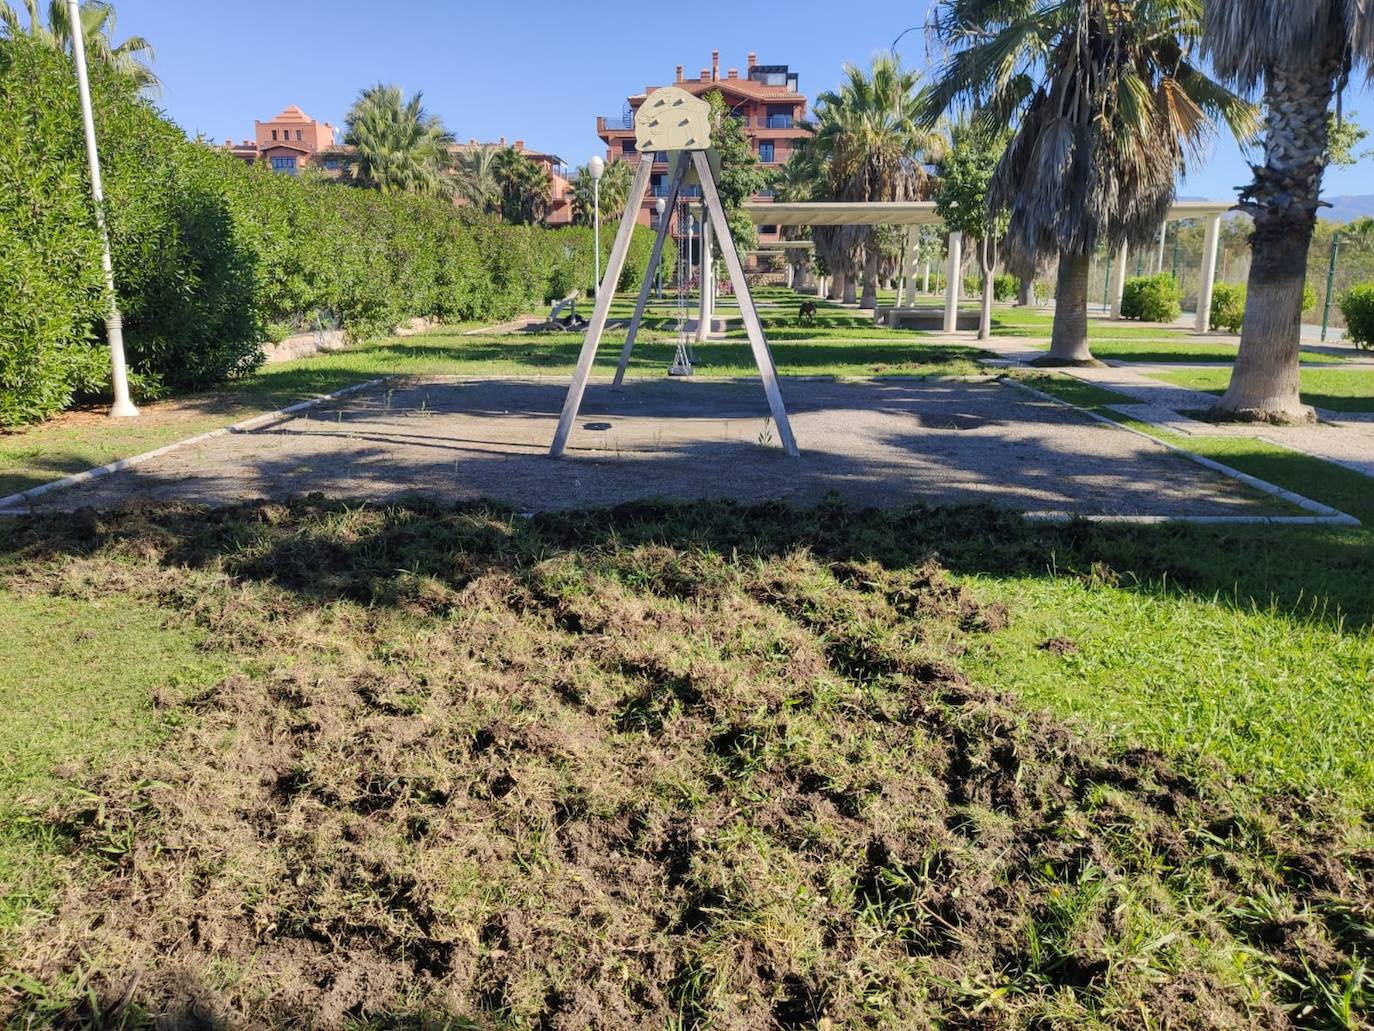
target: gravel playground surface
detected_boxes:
[8,377,1289,518]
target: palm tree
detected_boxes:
[810,54,946,309]
[1202,1,1374,421]
[343,84,454,197]
[493,147,551,225]
[1,0,157,92]
[453,144,502,215]
[569,158,633,226]
[928,0,1255,363]
[770,147,825,289]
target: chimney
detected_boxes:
[499,135,506,147]
[699,68,710,82]
[675,64,684,82]
[712,49,719,80]
[225,138,232,147]
[747,51,757,69]
[727,68,738,79]
[515,139,524,151]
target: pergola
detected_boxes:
[742,200,1232,333]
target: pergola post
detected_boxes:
[1109,242,1129,320]
[697,207,713,343]
[1195,212,1222,333]
[943,231,962,333]
[900,225,919,308]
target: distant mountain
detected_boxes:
[1322,195,1374,223]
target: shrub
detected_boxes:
[993,272,1018,301]
[1120,273,1182,323]
[1303,282,1318,313]
[1339,283,1374,350]
[1210,282,1246,332]
[0,34,663,425]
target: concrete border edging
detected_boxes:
[0,379,385,515]
[1002,377,1361,527]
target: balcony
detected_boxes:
[764,114,794,129]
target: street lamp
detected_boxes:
[67,0,137,418]
[654,197,666,298]
[588,155,605,297]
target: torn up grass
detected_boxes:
[0,499,1370,1029]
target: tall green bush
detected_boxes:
[1119,273,1182,323]
[0,36,109,425]
[1339,283,1374,350]
[1210,281,1246,332]
[0,33,661,426]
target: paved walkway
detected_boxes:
[3,378,1295,519]
[975,336,1374,479]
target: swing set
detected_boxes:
[548,86,800,458]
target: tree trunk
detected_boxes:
[860,243,879,309]
[829,269,844,301]
[1017,277,1033,307]
[1034,250,1095,364]
[979,239,994,341]
[1211,60,1337,423]
[842,260,857,304]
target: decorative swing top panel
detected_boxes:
[634,87,711,153]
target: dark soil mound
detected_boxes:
[3,499,1370,1029]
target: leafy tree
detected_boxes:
[1201,0,1374,419]
[1329,113,1372,167]
[811,54,946,308]
[493,146,551,225]
[0,0,156,92]
[703,89,766,254]
[929,0,1255,364]
[569,157,633,226]
[936,120,1009,339]
[343,84,454,197]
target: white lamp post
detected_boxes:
[588,155,605,296]
[67,0,137,418]
[654,197,666,297]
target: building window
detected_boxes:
[271,156,297,173]
[271,129,278,141]
[621,139,636,154]
[757,188,775,198]
[759,224,778,235]
[758,141,775,163]
[296,129,304,141]
[323,158,340,170]
[766,106,794,129]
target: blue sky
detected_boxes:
[111,0,1374,201]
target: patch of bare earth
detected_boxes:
[1,500,1369,1029]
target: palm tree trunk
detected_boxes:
[829,269,844,301]
[1017,278,1033,307]
[842,256,858,304]
[1036,251,1095,365]
[1210,61,1336,423]
[860,243,879,309]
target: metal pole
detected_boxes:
[67,0,137,418]
[1102,249,1112,312]
[1171,234,1180,281]
[592,176,601,297]
[1322,232,1341,342]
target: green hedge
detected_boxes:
[0,34,661,426]
[1120,273,1182,323]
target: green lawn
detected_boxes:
[1,495,1371,1025]
[1026,339,1347,364]
[1146,366,1374,413]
